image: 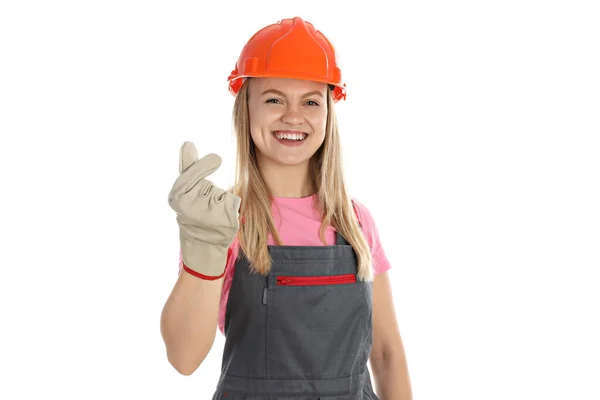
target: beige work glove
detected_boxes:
[168,141,241,278]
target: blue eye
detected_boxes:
[266,98,281,104]
[306,100,319,106]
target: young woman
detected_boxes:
[161,17,412,400]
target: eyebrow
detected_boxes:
[260,89,324,98]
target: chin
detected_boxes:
[273,154,312,166]
[254,143,321,168]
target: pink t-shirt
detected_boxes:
[179,195,392,336]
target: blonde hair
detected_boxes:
[230,79,373,282]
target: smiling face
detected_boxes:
[247,77,329,168]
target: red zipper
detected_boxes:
[276,274,356,286]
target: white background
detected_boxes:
[1,1,599,399]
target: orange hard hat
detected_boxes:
[227,17,347,102]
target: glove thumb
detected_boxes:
[179,141,198,174]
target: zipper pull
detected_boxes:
[262,286,268,304]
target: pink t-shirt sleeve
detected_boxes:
[352,198,392,276]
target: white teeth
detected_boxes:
[274,132,307,141]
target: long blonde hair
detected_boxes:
[230,79,373,282]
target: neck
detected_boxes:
[256,156,313,198]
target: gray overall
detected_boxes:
[211,231,380,399]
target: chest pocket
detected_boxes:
[264,272,372,380]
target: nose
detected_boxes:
[281,105,304,125]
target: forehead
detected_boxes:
[249,77,327,96]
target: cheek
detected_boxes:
[309,111,328,140]
[248,105,267,145]
[250,105,280,137]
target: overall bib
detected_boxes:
[211,231,379,399]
